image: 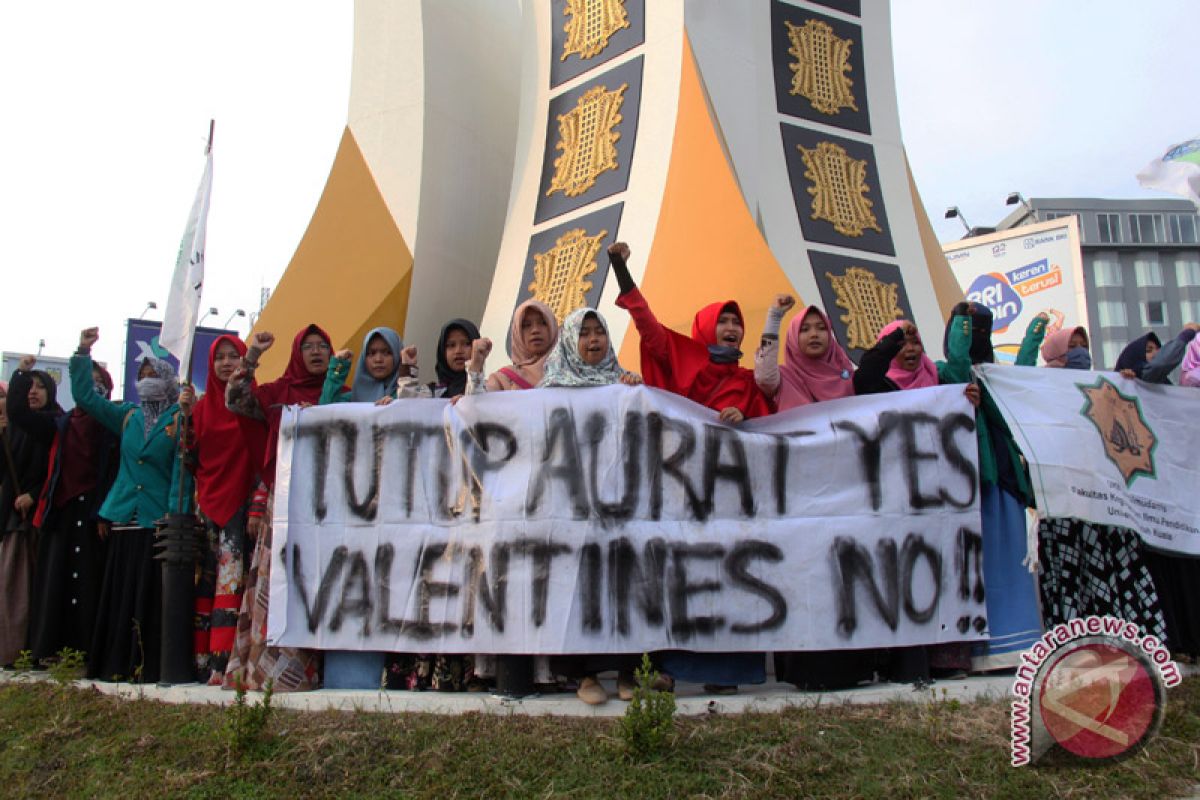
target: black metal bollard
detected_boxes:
[154,513,205,685]
[495,654,535,698]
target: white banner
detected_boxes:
[978,364,1200,555]
[160,147,213,381]
[268,385,986,653]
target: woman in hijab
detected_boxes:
[1040,325,1091,370]
[942,307,1051,673]
[314,326,404,689]
[0,361,61,666]
[537,308,647,704]
[611,243,771,424]
[460,301,559,690]
[466,300,558,394]
[1115,325,1199,382]
[9,355,117,667]
[1181,335,1200,387]
[853,308,982,683]
[69,327,190,682]
[1108,323,1200,662]
[754,294,854,410]
[223,324,338,692]
[177,335,266,683]
[608,242,770,694]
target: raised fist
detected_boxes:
[250,331,275,351]
[335,349,353,362]
[400,345,419,366]
[79,327,100,349]
[469,338,493,373]
[773,294,796,312]
[17,355,35,372]
[607,241,631,262]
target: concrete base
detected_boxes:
[4,663,1193,718]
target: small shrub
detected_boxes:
[11,650,34,673]
[48,648,86,685]
[619,653,676,760]
[224,678,275,758]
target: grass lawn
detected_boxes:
[0,676,1196,798]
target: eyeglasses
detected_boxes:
[300,342,331,353]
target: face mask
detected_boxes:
[137,376,168,402]
[94,381,109,398]
[1064,348,1092,371]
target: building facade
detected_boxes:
[996,198,1200,370]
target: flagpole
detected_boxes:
[158,121,214,685]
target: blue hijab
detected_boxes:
[350,327,404,402]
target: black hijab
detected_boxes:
[945,302,995,365]
[1115,332,1162,375]
[433,318,480,399]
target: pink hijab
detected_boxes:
[494,299,559,388]
[1040,326,1087,368]
[878,320,939,390]
[1182,336,1200,387]
[778,306,855,409]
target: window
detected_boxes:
[1043,211,1070,221]
[1134,258,1163,287]
[1129,213,1165,244]
[1176,256,1200,287]
[1168,213,1199,244]
[1102,340,1125,370]
[1143,301,1166,326]
[1097,213,1122,243]
[1092,257,1123,287]
[1096,300,1128,328]
[1181,300,1200,325]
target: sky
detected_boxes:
[1,1,1194,382]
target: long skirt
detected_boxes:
[658,652,766,686]
[0,525,38,665]
[194,507,249,684]
[27,494,107,663]
[972,485,1043,670]
[221,499,320,692]
[1142,548,1200,658]
[774,650,881,691]
[1038,518,1167,642]
[86,528,161,683]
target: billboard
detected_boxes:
[1,353,78,411]
[124,319,237,402]
[942,217,1089,365]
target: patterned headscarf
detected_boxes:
[539,308,631,388]
[138,356,180,434]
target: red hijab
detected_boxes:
[640,299,771,418]
[878,320,939,391]
[253,324,338,487]
[778,306,855,409]
[191,335,266,526]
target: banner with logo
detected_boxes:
[978,364,1200,555]
[943,218,1089,365]
[267,384,987,654]
[123,319,236,402]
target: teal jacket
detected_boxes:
[937,315,1047,504]
[319,356,353,406]
[70,353,193,526]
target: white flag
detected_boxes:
[1136,136,1200,206]
[160,147,214,381]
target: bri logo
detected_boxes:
[966,273,1022,334]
